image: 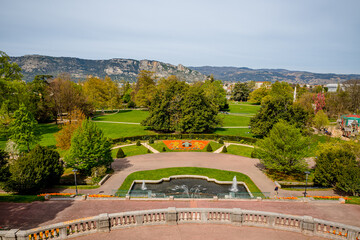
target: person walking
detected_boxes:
[274,186,279,198]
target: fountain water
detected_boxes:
[141,180,147,190]
[229,176,238,192]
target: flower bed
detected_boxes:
[307,195,351,200]
[88,194,114,198]
[277,196,298,200]
[37,193,74,197]
[163,140,209,150]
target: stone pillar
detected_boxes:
[346,230,357,240]
[231,208,243,226]
[301,216,315,236]
[167,207,177,225]
[268,215,276,228]
[135,214,144,226]
[4,229,19,240]
[59,225,68,239]
[97,213,110,232]
[201,211,208,223]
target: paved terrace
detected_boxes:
[1,200,359,230]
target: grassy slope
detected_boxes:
[226,145,254,158]
[0,194,44,203]
[112,145,150,158]
[228,103,261,114]
[94,122,154,139]
[93,110,149,123]
[118,167,262,194]
[150,141,223,152]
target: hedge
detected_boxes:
[111,134,257,145]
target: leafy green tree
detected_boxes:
[142,76,188,132]
[64,119,113,174]
[254,120,309,175]
[248,87,270,104]
[9,104,40,152]
[0,149,10,182]
[0,101,12,138]
[314,141,360,196]
[201,79,227,110]
[133,70,156,107]
[313,110,329,130]
[231,82,251,102]
[179,86,221,133]
[250,82,309,137]
[3,145,63,194]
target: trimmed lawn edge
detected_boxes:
[117,167,262,195]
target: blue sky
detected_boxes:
[1,0,359,74]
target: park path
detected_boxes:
[141,143,160,153]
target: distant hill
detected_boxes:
[10,55,207,82]
[189,66,360,85]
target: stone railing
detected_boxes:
[2,208,359,240]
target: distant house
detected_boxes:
[339,114,360,137]
[325,83,344,92]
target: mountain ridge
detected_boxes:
[10,55,360,84]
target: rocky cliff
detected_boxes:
[10,55,207,82]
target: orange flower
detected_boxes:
[88,194,114,198]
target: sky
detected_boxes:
[1,0,359,74]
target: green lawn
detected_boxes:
[214,127,254,137]
[226,145,254,158]
[112,145,150,158]
[228,103,261,114]
[150,141,223,152]
[0,193,44,203]
[93,110,149,123]
[221,114,251,126]
[94,122,155,139]
[118,167,262,194]
[346,197,360,205]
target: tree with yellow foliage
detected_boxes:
[55,108,85,150]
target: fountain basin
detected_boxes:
[128,175,253,199]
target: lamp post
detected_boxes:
[304,171,310,197]
[72,168,78,195]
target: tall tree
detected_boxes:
[142,76,188,132]
[64,119,113,174]
[55,108,86,150]
[254,120,309,175]
[179,86,221,133]
[9,104,40,152]
[313,110,329,130]
[133,70,156,107]
[201,79,227,110]
[343,79,360,113]
[231,82,252,102]
[248,87,270,104]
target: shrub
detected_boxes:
[218,139,224,144]
[147,149,151,153]
[136,140,141,146]
[162,147,166,152]
[116,148,125,158]
[206,144,213,152]
[222,146,227,153]
[3,145,64,194]
[149,138,154,144]
[91,166,107,184]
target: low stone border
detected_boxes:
[98,174,110,186]
[1,208,359,240]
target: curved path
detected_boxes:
[88,152,275,196]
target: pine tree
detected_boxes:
[222,146,227,153]
[136,140,141,146]
[9,104,40,152]
[64,119,113,174]
[116,148,125,158]
[206,144,213,152]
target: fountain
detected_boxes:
[130,176,250,198]
[229,176,238,192]
[141,180,147,190]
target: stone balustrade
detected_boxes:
[2,208,359,240]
